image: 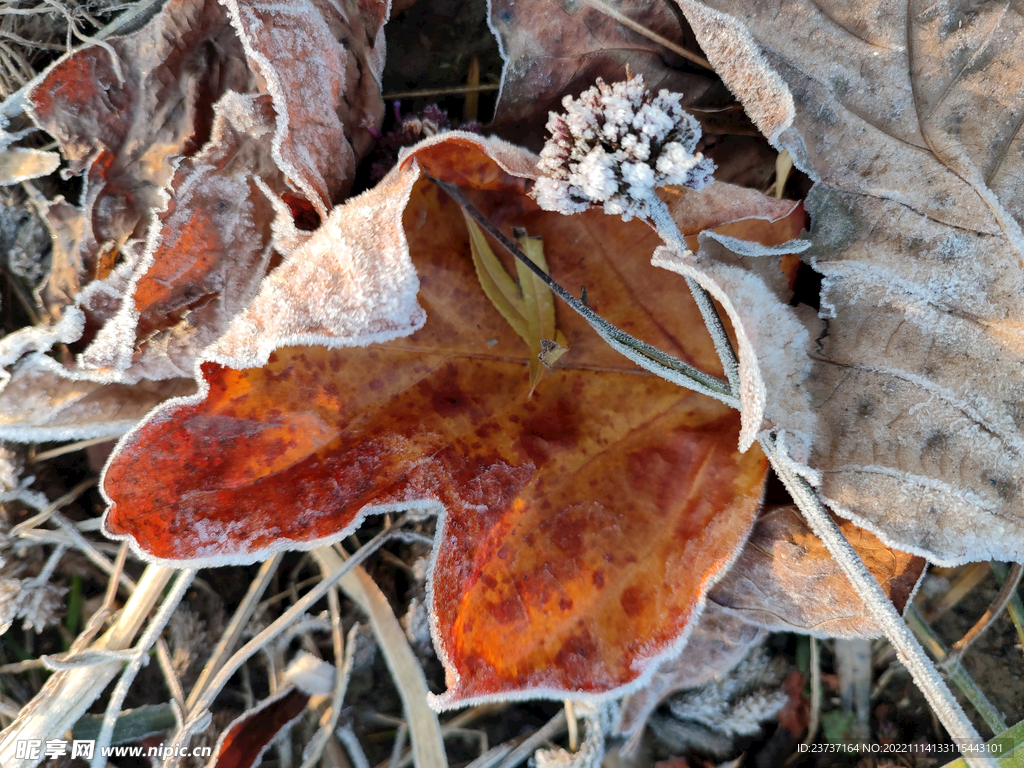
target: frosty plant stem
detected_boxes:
[763,440,994,767]
[645,195,740,396]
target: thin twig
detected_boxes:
[383,83,499,100]
[647,196,741,396]
[337,726,372,768]
[804,637,821,747]
[925,563,992,622]
[990,562,1024,655]
[946,563,1024,667]
[186,552,283,709]
[51,511,136,597]
[90,569,196,768]
[764,438,996,767]
[10,477,96,537]
[315,546,447,768]
[155,638,186,713]
[0,565,175,768]
[493,711,567,768]
[298,603,357,768]
[905,606,1008,735]
[30,435,122,463]
[582,0,711,69]
[169,524,407,759]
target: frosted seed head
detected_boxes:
[532,75,716,221]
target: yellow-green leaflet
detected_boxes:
[463,214,568,394]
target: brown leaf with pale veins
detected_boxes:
[676,0,1024,563]
[489,0,713,143]
[26,0,251,316]
[708,505,926,638]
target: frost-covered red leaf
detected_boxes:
[77,94,286,382]
[676,0,1024,563]
[98,135,820,704]
[210,688,309,768]
[708,505,926,638]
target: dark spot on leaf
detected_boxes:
[620,585,645,618]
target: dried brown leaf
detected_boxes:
[26,0,250,315]
[708,505,926,638]
[76,93,285,382]
[677,0,1024,563]
[222,0,387,215]
[488,0,713,143]
[0,363,195,442]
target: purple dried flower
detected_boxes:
[533,76,715,221]
[370,103,482,181]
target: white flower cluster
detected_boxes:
[533,76,715,221]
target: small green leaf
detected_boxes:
[73,704,178,745]
[463,213,529,342]
[464,216,567,393]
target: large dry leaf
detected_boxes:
[488,0,713,142]
[708,505,926,638]
[99,135,816,705]
[2,0,392,444]
[676,0,1024,563]
[26,0,250,317]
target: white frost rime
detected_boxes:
[533,76,715,221]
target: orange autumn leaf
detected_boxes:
[103,135,809,705]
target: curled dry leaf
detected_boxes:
[222,0,388,215]
[101,134,819,706]
[0,364,195,442]
[708,505,926,638]
[488,0,713,142]
[77,93,285,382]
[26,0,250,318]
[1,0,391,442]
[0,147,59,185]
[676,0,1024,563]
